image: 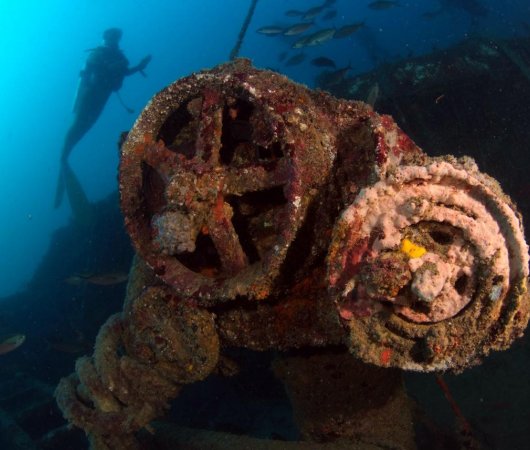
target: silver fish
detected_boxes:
[293,28,336,48]
[0,334,25,355]
[285,10,305,17]
[303,6,325,21]
[278,51,288,62]
[285,53,307,66]
[324,64,352,85]
[311,56,336,68]
[368,1,401,10]
[334,22,365,38]
[257,26,284,35]
[322,10,338,20]
[284,22,315,36]
[366,82,380,107]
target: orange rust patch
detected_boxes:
[380,348,392,366]
[254,288,270,300]
[213,192,225,222]
[273,296,314,336]
[199,267,218,278]
[134,143,145,156]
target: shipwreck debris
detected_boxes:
[55,59,529,449]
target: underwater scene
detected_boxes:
[1,0,530,448]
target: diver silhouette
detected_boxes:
[54,28,151,209]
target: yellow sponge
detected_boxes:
[400,238,427,259]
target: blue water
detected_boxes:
[0,0,528,297]
[0,1,530,449]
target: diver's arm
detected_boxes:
[126,55,152,76]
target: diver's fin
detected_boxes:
[62,163,95,227]
[53,168,66,209]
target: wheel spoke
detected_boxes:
[195,90,223,166]
[225,158,290,196]
[143,142,180,182]
[207,193,249,275]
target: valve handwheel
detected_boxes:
[120,63,333,304]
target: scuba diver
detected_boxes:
[54,28,151,209]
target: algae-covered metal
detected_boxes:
[56,59,529,449]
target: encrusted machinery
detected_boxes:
[56,59,530,449]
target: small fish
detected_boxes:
[0,334,25,355]
[256,26,284,35]
[285,10,305,17]
[322,10,337,20]
[292,35,311,49]
[293,28,336,48]
[334,22,365,38]
[368,1,400,10]
[285,53,306,66]
[303,6,325,21]
[366,82,380,107]
[324,63,352,85]
[65,272,128,286]
[278,51,288,62]
[311,56,337,68]
[283,22,315,36]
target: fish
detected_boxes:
[366,82,380,107]
[285,10,305,17]
[334,22,365,38]
[293,28,336,48]
[311,56,337,68]
[368,1,401,10]
[322,10,337,20]
[303,6,325,21]
[285,53,306,66]
[322,63,352,85]
[440,0,488,17]
[256,26,284,35]
[283,22,315,36]
[65,271,129,286]
[0,334,25,355]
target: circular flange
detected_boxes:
[328,156,530,371]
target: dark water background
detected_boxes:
[1,0,530,449]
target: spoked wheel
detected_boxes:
[120,61,334,304]
[327,157,530,372]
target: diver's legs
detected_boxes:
[55,88,110,208]
[55,115,94,208]
[60,112,97,162]
[61,87,111,162]
[53,165,66,209]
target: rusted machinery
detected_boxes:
[56,59,529,449]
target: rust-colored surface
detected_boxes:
[56,59,529,449]
[273,352,416,449]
